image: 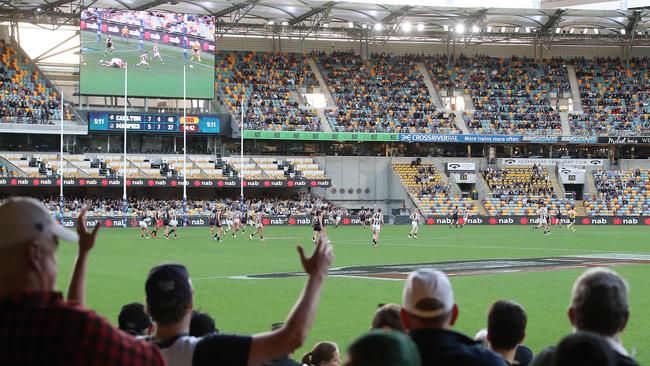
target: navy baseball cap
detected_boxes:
[118,302,151,335]
[145,263,193,307]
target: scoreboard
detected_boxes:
[88,112,221,134]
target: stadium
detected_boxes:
[0,0,649,365]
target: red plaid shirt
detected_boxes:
[0,291,165,366]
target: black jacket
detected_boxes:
[410,328,508,366]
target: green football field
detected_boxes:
[55,225,650,363]
[80,30,214,98]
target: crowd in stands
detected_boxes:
[0,39,72,124]
[571,57,650,136]
[586,168,650,216]
[0,196,641,365]
[393,163,475,217]
[36,193,345,218]
[320,52,458,134]
[428,55,567,135]
[215,51,320,131]
[482,165,575,216]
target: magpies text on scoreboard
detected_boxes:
[88,112,220,134]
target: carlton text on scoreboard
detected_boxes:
[88,112,221,134]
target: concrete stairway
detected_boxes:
[454,112,470,134]
[584,168,597,195]
[474,201,488,215]
[566,65,584,113]
[306,58,337,109]
[575,201,587,216]
[416,62,444,110]
[474,170,492,201]
[547,167,566,198]
[317,108,333,132]
[434,161,462,198]
[560,112,572,135]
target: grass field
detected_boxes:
[80,30,214,98]
[55,225,650,363]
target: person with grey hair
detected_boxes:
[400,268,506,366]
[530,267,639,366]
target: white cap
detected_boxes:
[0,197,79,250]
[402,268,454,318]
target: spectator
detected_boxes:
[553,332,616,366]
[262,323,302,366]
[530,267,639,366]
[119,302,153,336]
[486,300,529,365]
[190,310,217,337]
[372,304,405,332]
[344,330,421,366]
[0,197,163,365]
[301,341,340,366]
[144,233,333,366]
[400,268,506,366]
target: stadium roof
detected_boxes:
[1,0,649,46]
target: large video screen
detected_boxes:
[80,8,215,99]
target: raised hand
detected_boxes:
[297,232,333,279]
[76,209,101,254]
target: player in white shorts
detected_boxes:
[333,209,342,229]
[249,212,265,241]
[460,207,470,228]
[151,42,164,64]
[134,51,150,70]
[100,58,125,68]
[168,209,179,239]
[371,209,383,247]
[138,211,151,239]
[534,205,550,236]
[408,211,419,239]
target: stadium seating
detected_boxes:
[319,52,458,134]
[0,153,327,180]
[482,166,574,216]
[215,51,320,131]
[585,168,650,216]
[0,40,73,123]
[428,55,568,135]
[570,57,650,136]
[393,163,476,216]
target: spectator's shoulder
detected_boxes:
[616,353,641,366]
[76,308,164,366]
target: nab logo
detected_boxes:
[191,219,205,226]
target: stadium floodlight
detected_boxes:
[417,23,425,31]
[486,26,492,32]
[281,21,289,26]
[621,29,626,35]
[456,24,465,33]
[374,23,383,31]
[500,26,506,33]
[443,24,449,31]
[525,27,531,33]
[36,7,42,12]
[267,20,275,25]
[514,27,520,33]
[323,23,329,28]
[555,27,561,33]
[348,21,354,28]
[569,28,574,34]
[594,28,599,34]
[402,22,412,32]
[362,23,368,29]
[472,25,479,33]
[583,28,588,34]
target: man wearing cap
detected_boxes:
[400,268,507,366]
[0,197,164,365]
[144,232,334,366]
[119,302,153,336]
